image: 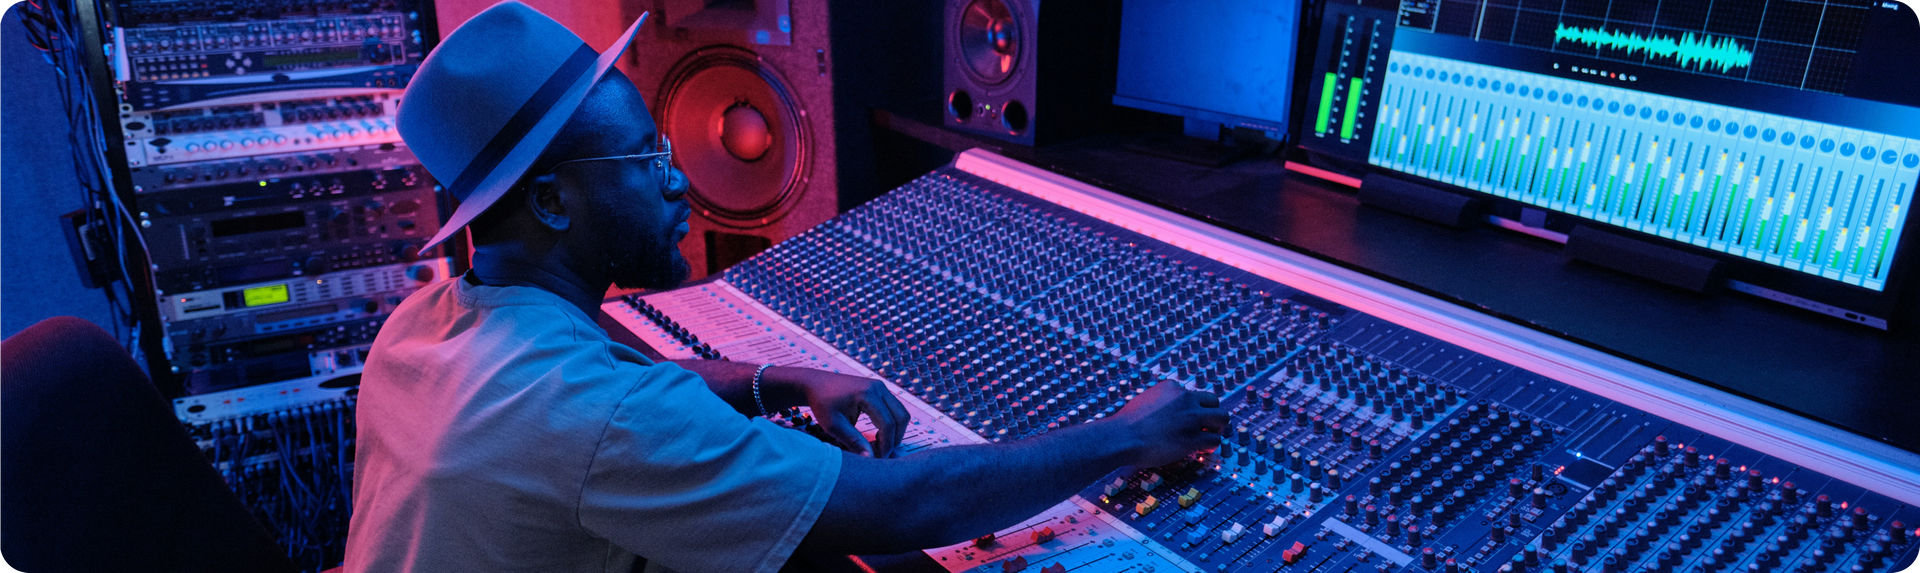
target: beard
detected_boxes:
[590,191,690,290]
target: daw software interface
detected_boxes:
[1301,0,1920,323]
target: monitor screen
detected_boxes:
[1112,0,1303,134]
[1298,0,1920,325]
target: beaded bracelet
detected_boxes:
[751,363,774,417]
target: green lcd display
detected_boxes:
[242,284,291,307]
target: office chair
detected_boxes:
[2,316,295,572]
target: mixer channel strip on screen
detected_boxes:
[607,150,1920,573]
[1370,52,1920,291]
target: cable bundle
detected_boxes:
[196,396,358,571]
[17,0,155,357]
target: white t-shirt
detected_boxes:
[345,275,842,573]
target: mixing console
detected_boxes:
[604,150,1920,573]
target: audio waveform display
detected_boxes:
[1402,0,1873,95]
[1552,24,1755,73]
[1371,52,1920,291]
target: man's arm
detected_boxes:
[797,381,1228,555]
[672,360,909,457]
[670,359,796,414]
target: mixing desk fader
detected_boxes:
[605,150,1920,573]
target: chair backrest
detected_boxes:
[2,316,296,573]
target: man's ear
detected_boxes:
[524,173,570,232]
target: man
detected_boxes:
[344,3,1228,572]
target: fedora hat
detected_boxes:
[399,1,646,254]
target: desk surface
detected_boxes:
[986,133,1919,454]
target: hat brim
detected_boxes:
[418,12,648,256]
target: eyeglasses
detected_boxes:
[541,134,673,183]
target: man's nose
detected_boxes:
[664,166,689,201]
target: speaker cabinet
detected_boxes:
[626,0,839,279]
[942,0,1117,146]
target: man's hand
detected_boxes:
[768,368,911,457]
[1103,381,1229,468]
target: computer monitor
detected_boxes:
[1296,0,1920,329]
[1112,0,1304,137]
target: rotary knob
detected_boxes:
[406,264,436,283]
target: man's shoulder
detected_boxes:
[368,280,641,390]
[391,279,609,340]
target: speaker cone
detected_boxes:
[956,0,1020,86]
[656,46,809,228]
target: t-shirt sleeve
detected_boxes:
[577,354,843,573]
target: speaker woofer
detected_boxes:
[657,46,810,228]
[955,0,1020,86]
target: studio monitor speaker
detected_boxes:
[942,0,1117,147]
[626,0,839,279]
